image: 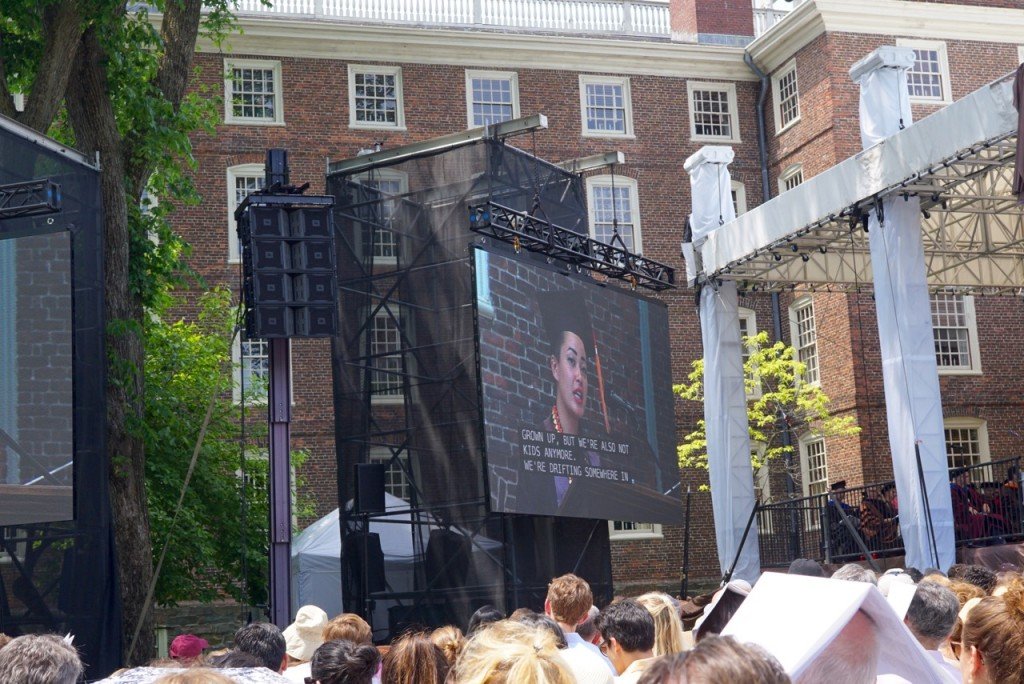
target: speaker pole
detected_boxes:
[268,337,293,628]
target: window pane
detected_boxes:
[590,184,635,251]
[240,337,269,401]
[907,48,944,100]
[354,71,398,124]
[945,427,982,470]
[471,77,514,126]
[795,301,818,384]
[692,89,733,139]
[371,312,402,396]
[585,82,626,133]
[232,67,277,120]
[779,68,800,127]
[931,293,972,368]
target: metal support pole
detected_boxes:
[681,486,692,597]
[268,338,292,627]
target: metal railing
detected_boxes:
[752,0,805,38]
[756,456,1024,567]
[231,0,671,36]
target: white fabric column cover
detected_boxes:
[852,47,956,571]
[683,146,735,287]
[687,145,760,582]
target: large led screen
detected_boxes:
[475,247,681,523]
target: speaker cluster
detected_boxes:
[239,201,339,338]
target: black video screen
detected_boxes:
[0,231,74,526]
[475,247,681,523]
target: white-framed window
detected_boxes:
[755,462,773,534]
[731,180,747,216]
[799,435,829,529]
[349,65,405,130]
[789,297,819,385]
[353,169,408,265]
[944,418,990,471]
[370,309,404,403]
[227,163,265,263]
[931,293,981,374]
[586,176,641,253]
[897,39,952,104]
[466,70,520,127]
[608,521,663,541]
[738,307,761,398]
[687,81,740,143]
[779,164,804,193]
[772,59,800,133]
[233,335,269,404]
[224,59,284,125]
[369,447,411,501]
[237,449,299,528]
[579,75,634,138]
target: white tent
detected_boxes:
[290,493,503,629]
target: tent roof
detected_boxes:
[703,70,1022,294]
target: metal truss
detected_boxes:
[711,132,1024,294]
[469,201,675,291]
[0,179,61,221]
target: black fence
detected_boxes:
[756,457,1023,567]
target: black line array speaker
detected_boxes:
[239,198,338,339]
[354,463,387,513]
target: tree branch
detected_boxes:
[20,2,84,132]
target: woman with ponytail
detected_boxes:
[307,640,380,684]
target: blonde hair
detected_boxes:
[153,670,234,684]
[636,592,686,657]
[430,625,465,668]
[323,613,373,645]
[452,620,575,684]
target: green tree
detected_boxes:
[676,332,859,491]
[1,0,236,663]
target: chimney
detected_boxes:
[670,0,755,45]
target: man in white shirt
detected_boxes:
[903,581,961,681]
[543,573,615,684]
[595,599,657,684]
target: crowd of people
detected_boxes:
[2,562,1024,683]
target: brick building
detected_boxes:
[170,0,1024,594]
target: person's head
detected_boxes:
[285,605,329,664]
[787,558,825,578]
[637,635,791,684]
[450,620,574,684]
[540,295,593,435]
[381,631,448,684]
[904,582,959,650]
[154,670,234,684]
[795,610,877,684]
[544,574,593,630]
[993,570,1022,596]
[430,625,466,667]
[957,565,997,594]
[951,467,970,486]
[949,580,986,606]
[308,639,381,684]
[904,567,924,584]
[595,599,656,674]
[0,634,83,684]
[209,649,264,668]
[574,605,601,645]
[234,622,288,673]
[0,633,11,650]
[510,612,567,649]
[323,613,373,645]
[829,480,848,502]
[880,483,897,504]
[169,633,210,663]
[960,579,1024,684]
[467,605,504,636]
[635,592,686,657]
[830,563,877,585]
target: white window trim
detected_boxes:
[369,446,412,501]
[585,175,643,253]
[686,81,741,144]
[578,75,635,139]
[227,163,265,264]
[348,64,406,131]
[1018,46,1024,64]
[738,307,761,399]
[772,58,800,134]
[353,168,409,267]
[788,295,819,387]
[943,417,991,466]
[239,449,300,529]
[778,163,804,193]
[608,521,664,541]
[224,59,285,126]
[370,308,405,406]
[933,293,982,376]
[798,434,828,530]
[896,39,953,105]
[465,70,520,128]
[232,336,294,405]
[731,180,747,216]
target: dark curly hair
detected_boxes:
[308,639,380,684]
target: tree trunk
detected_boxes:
[66,27,155,667]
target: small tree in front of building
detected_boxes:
[675,332,859,492]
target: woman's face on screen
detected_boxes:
[550,331,588,427]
